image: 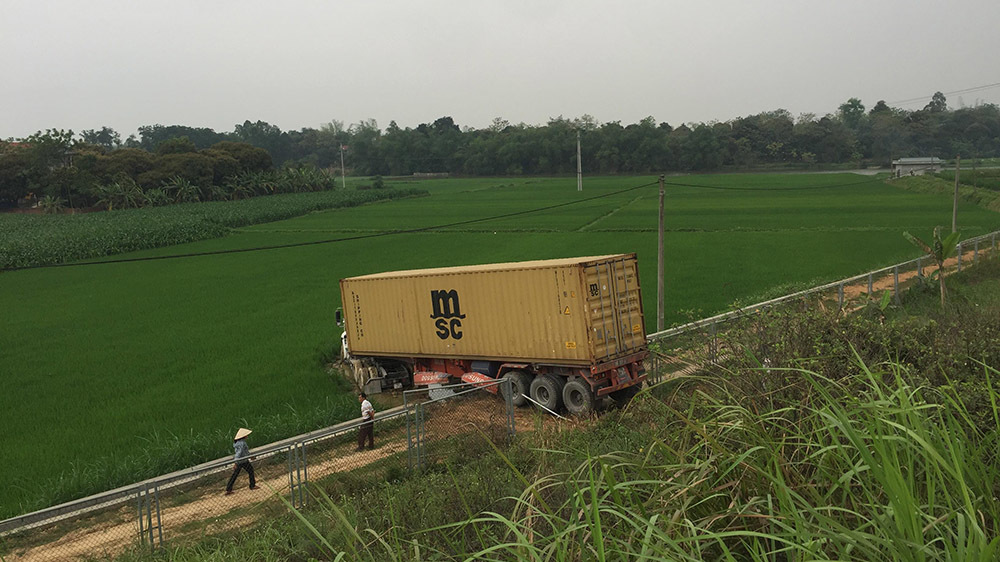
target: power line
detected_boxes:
[887,82,1000,106]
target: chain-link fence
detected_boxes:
[403,379,516,472]
[0,380,518,560]
[0,411,391,560]
[644,229,1000,384]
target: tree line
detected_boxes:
[3,92,1000,207]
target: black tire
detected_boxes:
[502,370,532,408]
[562,379,596,416]
[610,382,643,406]
[529,373,564,412]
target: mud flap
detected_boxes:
[460,372,499,394]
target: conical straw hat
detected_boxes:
[234,427,252,441]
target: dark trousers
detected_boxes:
[226,460,256,491]
[357,420,374,450]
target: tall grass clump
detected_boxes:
[256,360,997,561]
[411,361,997,561]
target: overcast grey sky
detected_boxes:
[3,0,999,139]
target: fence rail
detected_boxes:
[644,228,1000,382]
[647,229,1000,343]
[0,382,514,561]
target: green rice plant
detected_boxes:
[4,173,1000,523]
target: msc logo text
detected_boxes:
[430,289,465,340]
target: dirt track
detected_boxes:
[8,395,542,561]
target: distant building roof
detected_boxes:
[892,157,942,165]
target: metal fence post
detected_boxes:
[975,239,979,264]
[917,257,922,278]
[837,282,844,309]
[957,243,962,272]
[708,322,717,364]
[893,265,900,305]
[417,403,425,471]
[505,377,515,439]
[136,485,162,552]
[287,443,307,509]
[405,404,414,471]
[867,273,873,295]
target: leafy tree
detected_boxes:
[210,141,272,172]
[0,144,32,203]
[139,152,215,188]
[234,120,290,162]
[155,136,198,155]
[80,127,121,149]
[869,100,891,116]
[838,97,866,129]
[200,149,241,185]
[138,124,226,150]
[96,148,155,181]
[925,91,947,113]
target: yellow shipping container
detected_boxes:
[339,254,646,366]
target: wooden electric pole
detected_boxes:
[340,144,347,189]
[657,174,665,332]
[953,155,960,233]
[576,130,583,192]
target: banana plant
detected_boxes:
[903,226,960,309]
[162,176,200,203]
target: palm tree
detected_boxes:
[904,227,961,309]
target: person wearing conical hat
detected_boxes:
[225,427,257,495]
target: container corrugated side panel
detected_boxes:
[341,264,595,365]
[583,254,645,364]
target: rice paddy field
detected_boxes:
[1,172,998,519]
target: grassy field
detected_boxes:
[107,254,1000,561]
[1,172,998,519]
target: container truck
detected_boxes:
[336,254,647,415]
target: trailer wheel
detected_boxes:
[562,379,595,416]
[529,374,564,412]
[502,370,532,407]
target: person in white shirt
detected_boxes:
[357,393,375,451]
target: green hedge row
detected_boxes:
[936,168,1000,191]
[0,188,425,270]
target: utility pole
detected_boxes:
[576,130,583,192]
[657,174,665,332]
[340,144,347,189]
[953,155,960,233]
